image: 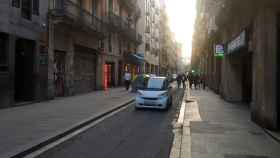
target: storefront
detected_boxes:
[74,45,97,94]
[14,38,36,102]
[124,53,145,79]
[222,29,253,103]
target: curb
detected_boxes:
[263,129,280,144]
[9,98,135,158]
[169,89,189,158]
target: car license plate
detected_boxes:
[144,100,155,106]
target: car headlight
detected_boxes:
[159,92,168,97]
[137,90,143,96]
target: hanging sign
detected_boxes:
[227,30,246,54]
[214,44,225,57]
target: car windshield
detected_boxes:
[146,78,165,90]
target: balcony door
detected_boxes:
[92,0,98,16]
[21,0,32,20]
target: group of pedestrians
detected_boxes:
[123,70,207,91]
[188,73,206,90]
[175,72,207,90]
[176,73,188,89]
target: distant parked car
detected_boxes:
[135,77,173,110]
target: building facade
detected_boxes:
[137,0,160,75]
[0,0,49,108]
[192,0,280,130]
[49,0,142,98]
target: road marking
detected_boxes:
[23,104,132,158]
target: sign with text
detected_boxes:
[227,31,246,54]
[214,44,225,57]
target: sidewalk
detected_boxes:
[0,88,134,158]
[182,90,280,158]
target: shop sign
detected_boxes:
[214,44,225,57]
[227,31,246,54]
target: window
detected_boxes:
[147,78,164,90]
[109,0,113,12]
[12,0,20,8]
[92,0,98,16]
[21,0,32,20]
[145,43,150,51]
[32,0,39,15]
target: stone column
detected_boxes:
[96,53,104,90]
[33,41,41,101]
[114,59,118,86]
[251,8,278,129]
[65,36,75,95]
[47,19,55,99]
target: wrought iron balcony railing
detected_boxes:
[50,0,105,36]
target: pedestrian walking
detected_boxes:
[124,71,131,91]
[176,74,182,88]
[188,72,194,89]
[182,73,187,89]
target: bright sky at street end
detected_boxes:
[165,0,197,64]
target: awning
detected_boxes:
[125,53,145,64]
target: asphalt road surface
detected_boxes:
[37,88,184,158]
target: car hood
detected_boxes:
[138,90,167,98]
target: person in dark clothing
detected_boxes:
[188,73,194,89]
[176,74,182,88]
[201,74,207,90]
[182,73,187,89]
[194,74,199,89]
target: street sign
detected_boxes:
[214,44,225,57]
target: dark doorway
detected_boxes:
[14,38,35,102]
[242,54,253,104]
[105,62,115,87]
[54,51,66,97]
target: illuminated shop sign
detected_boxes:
[227,30,246,54]
[214,44,225,57]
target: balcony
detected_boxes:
[121,23,142,45]
[49,0,105,38]
[106,11,122,32]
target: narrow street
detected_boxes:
[36,89,184,158]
